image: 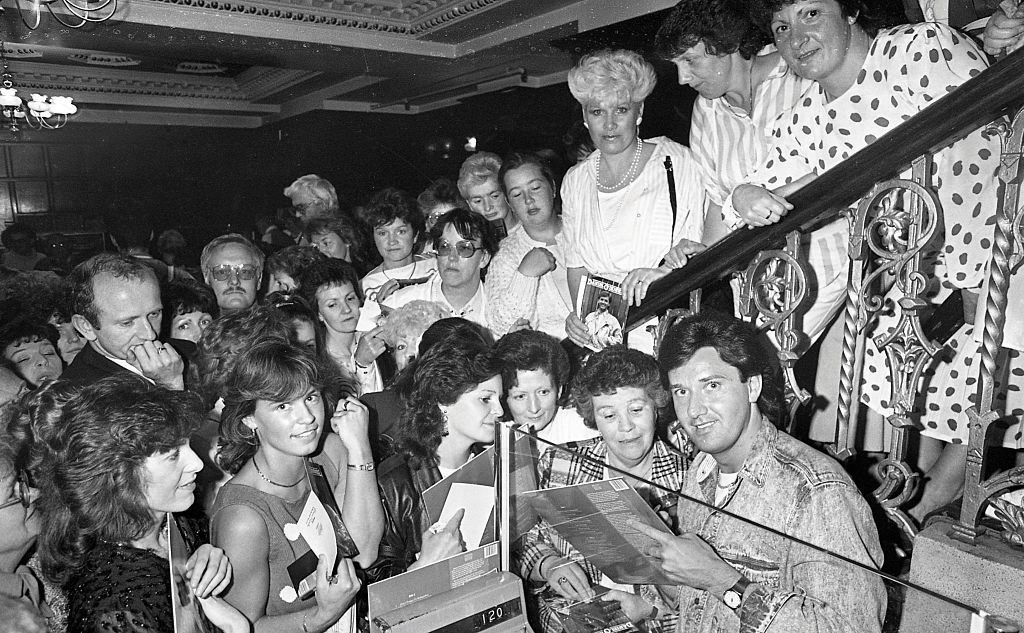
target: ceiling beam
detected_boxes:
[264,75,388,123]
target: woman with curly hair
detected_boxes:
[516,346,685,633]
[366,326,502,581]
[359,188,437,310]
[33,374,246,633]
[561,49,708,351]
[211,340,382,632]
[160,280,218,345]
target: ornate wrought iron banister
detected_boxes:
[625,44,1024,331]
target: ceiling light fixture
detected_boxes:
[0,43,78,133]
[13,0,117,29]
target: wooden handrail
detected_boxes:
[626,43,1024,329]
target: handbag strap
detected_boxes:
[664,156,677,238]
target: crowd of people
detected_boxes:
[0,0,1021,631]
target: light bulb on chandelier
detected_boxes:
[14,0,118,29]
[1,44,79,133]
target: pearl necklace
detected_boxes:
[595,139,644,192]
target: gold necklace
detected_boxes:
[252,455,304,488]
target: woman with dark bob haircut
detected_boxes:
[516,346,683,633]
[33,374,246,633]
[211,339,382,633]
[360,188,437,309]
[301,257,385,395]
[160,279,218,344]
[492,329,597,445]
[366,327,502,581]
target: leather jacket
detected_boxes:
[364,452,441,583]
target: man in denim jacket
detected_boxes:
[629,313,885,632]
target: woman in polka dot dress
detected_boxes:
[728,0,1018,518]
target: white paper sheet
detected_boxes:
[438,482,494,550]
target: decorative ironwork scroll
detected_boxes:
[738,230,812,409]
[839,156,942,539]
[952,105,1024,544]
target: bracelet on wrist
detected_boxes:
[347,462,375,471]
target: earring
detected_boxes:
[583,121,589,129]
[245,426,259,446]
[441,409,449,437]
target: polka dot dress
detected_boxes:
[750,23,999,292]
[737,23,1008,444]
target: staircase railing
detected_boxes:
[625,44,1024,541]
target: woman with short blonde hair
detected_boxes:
[561,49,707,351]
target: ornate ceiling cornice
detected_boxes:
[10,61,245,101]
[140,0,509,37]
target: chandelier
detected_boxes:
[0,44,78,132]
[13,0,117,29]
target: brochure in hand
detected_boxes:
[421,431,539,546]
[521,478,675,585]
[285,459,360,601]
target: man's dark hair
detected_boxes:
[658,313,786,429]
[66,253,157,328]
[655,0,771,61]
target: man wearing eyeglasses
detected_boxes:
[61,253,185,390]
[200,234,265,316]
[377,208,498,334]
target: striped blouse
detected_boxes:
[689,49,813,220]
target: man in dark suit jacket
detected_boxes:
[60,253,184,389]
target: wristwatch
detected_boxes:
[722,576,752,611]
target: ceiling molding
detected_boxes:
[453,3,579,56]
[0,0,671,126]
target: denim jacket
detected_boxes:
[670,418,886,633]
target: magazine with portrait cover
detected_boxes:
[576,274,628,351]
